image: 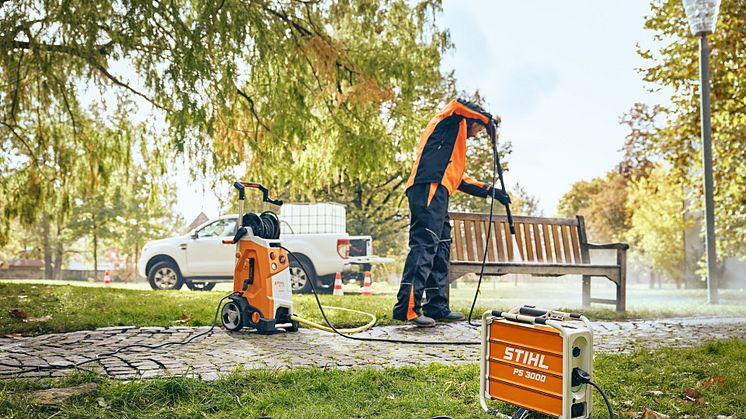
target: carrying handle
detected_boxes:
[233,181,283,206]
[518,305,583,320]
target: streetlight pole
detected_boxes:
[683,0,720,304]
[698,32,718,304]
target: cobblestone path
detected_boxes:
[1,317,743,380]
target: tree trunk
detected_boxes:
[93,233,98,279]
[53,217,63,280]
[42,214,52,279]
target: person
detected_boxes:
[392,98,511,327]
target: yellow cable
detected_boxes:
[291,305,376,334]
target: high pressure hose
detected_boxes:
[0,294,232,377]
[281,246,480,345]
[467,118,513,327]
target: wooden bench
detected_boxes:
[448,212,629,311]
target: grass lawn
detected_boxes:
[1,339,744,418]
[1,281,745,335]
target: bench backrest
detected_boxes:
[449,212,588,264]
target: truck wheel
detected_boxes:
[289,254,316,294]
[186,281,216,291]
[148,261,184,290]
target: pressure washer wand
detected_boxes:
[489,120,515,235]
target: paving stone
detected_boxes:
[0,316,743,380]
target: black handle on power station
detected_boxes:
[488,119,515,234]
[233,181,283,206]
[518,305,583,319]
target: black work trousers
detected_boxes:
[393,183,452,321]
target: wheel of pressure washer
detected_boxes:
[147,261,184,290]
[186,281,216,291]
[288,253,316,294]
[221,301,244,331]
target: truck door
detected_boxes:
[185,218,237,276]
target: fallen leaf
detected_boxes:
[683,388,704,404]
[173,313,191,324]
[9,309,27,319]
[622,411,639,418]
[702,375,726,388]
[684,388,700,398]
[642,407,670,419]
[24,315,52,322]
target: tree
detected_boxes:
[557,171,628,243]
[625,165,693,287]
[638,0,746,259]
[2,0,451,224]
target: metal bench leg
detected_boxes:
[616,250,627,312]
[582,275,591,308]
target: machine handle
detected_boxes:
[233,181,283,206]
[518,305,583,320]
[490,310,550,326]
[223,226,248,245]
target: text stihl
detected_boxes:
[503,347,549,369]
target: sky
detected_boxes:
[438,0,670,215]
[175,0,671,223]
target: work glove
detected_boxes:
[489,187,511,206]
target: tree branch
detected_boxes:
[235,86,271,132]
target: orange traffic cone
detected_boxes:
[103,270,111,288]
[332,272,344,296]
[361,271,372,297]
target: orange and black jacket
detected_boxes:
[406,99,494,199]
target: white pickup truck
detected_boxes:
[138,211,388,293]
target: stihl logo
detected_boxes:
[503,347,549,369]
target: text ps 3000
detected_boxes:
[480,307,593,418]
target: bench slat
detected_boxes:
[485,221,496,262]
[570,226,581,263]
[503,222,515,261]
[475,219,485,261]
[523,223,535,262]
[561,225,572,263]
[533,223,544,262]
[514,222,526,261]
[551,224,563,263]
[464,220,475,261]
[495,221,505,262]
[542,224,553,263]
[453,219,464,261]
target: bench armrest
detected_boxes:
[584,242,629,251]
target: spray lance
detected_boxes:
[486,117,515,234]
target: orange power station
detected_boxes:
[480,306,594,418]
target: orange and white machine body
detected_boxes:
[480,307,593,418]
[230,232,294,328]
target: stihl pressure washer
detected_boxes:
[219,182,299,334]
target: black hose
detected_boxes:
[589,380,614,419]
[0,294,231,377]
[467,124,501,327]
[281,247,479,345]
